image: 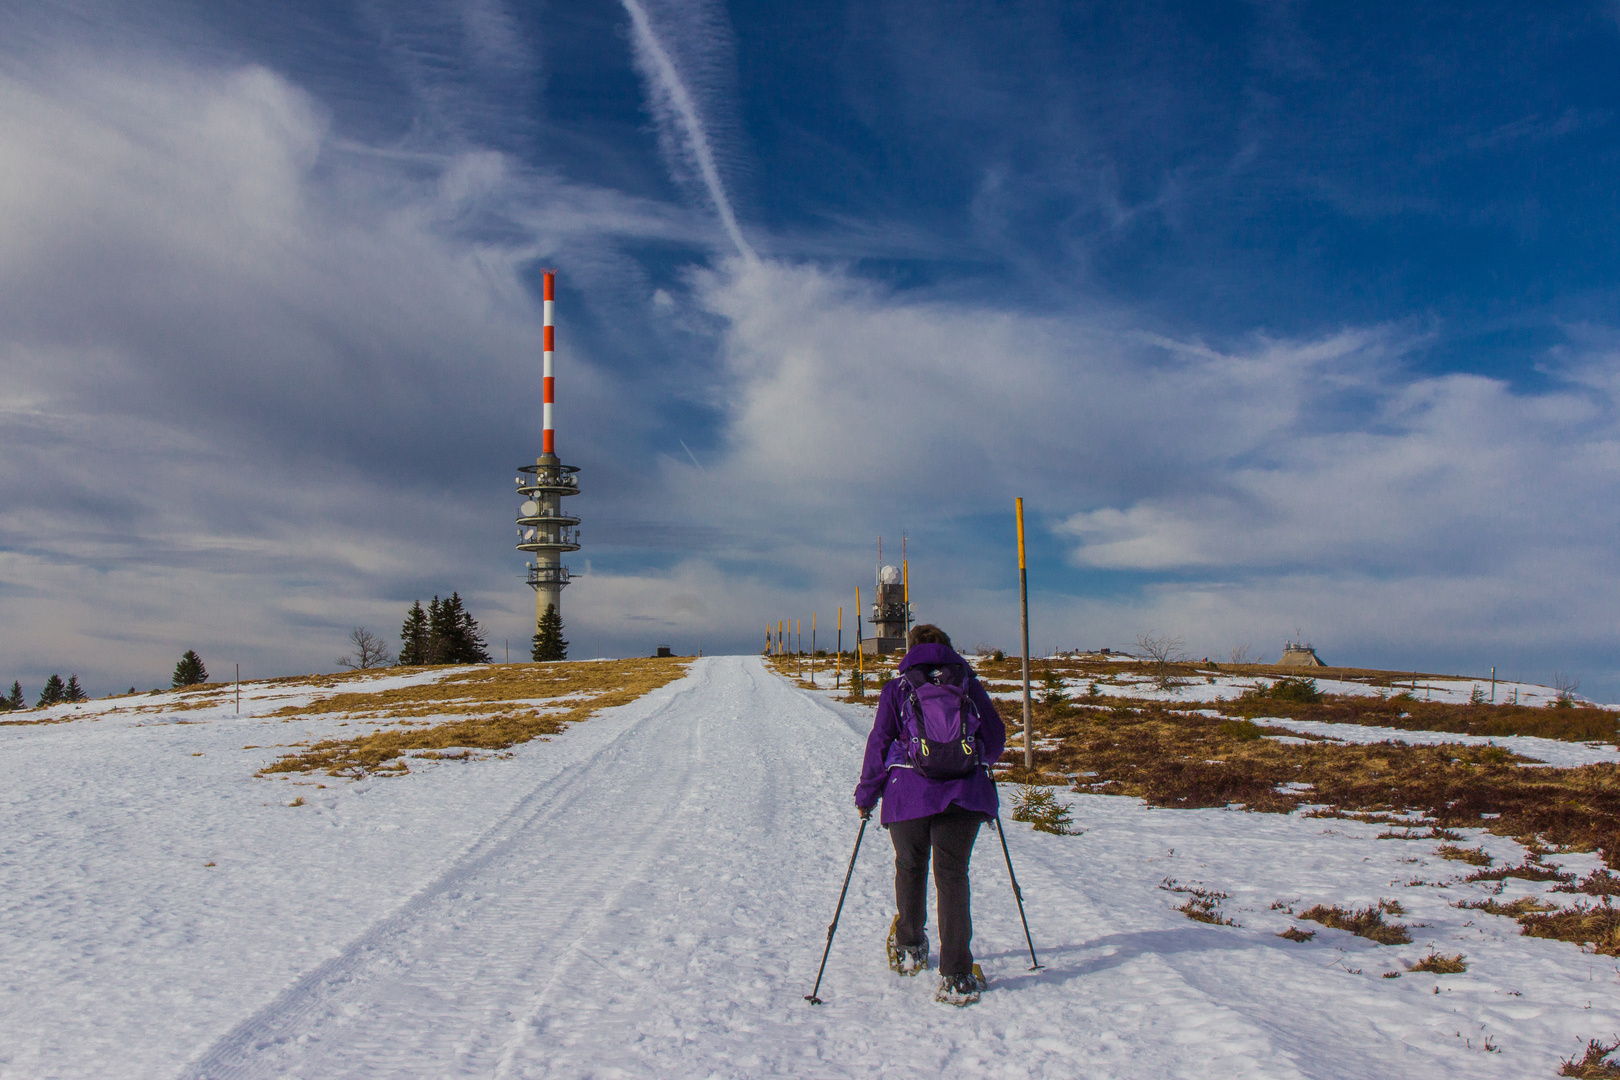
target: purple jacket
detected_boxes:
[853,643,1006,825]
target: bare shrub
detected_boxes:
[1135,632,1188,691]
[1557,870,1620,897]
[337,627,394,671]
[1561,1039,1620,1078]
[1556,672,1582,707]
[1228,644,1252,666]
[1160,879,1236,925]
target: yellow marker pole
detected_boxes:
[811,612,816,685]
[903,560,910,639]
[778,619,784,657]
[1017,498,1033,770]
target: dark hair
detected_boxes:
[907,624,951,648]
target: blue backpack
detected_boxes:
[897,664,984,780]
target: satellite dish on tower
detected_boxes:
[879,564,901,585]
[519,500,540,517]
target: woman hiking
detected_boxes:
[853,624,1006,1006]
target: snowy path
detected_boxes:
[6,656,1615,1078]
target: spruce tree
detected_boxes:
[425,596,449,664]
[5,681,23,710]
[399,601,428,665]
[172,650,207,687]
[37,674,65,707]
[531,603,568,662]
[447,593,491,663]
[64,674,87,702]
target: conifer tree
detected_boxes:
[37,674,65,707]
[531,604,567,661]
[447,593,491,664]
[399,601,428,665]
[425,596,449,664]
[5,681,22,710]
[64,674,87,702]
[172,650,207,687]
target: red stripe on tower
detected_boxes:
[542,270,555,456]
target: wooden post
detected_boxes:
[1018,498,1033,771]
[1490,665,1496,703]
[811,612,816,686]
[235,663,240,715]
[855,587,865,698]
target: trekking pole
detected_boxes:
[805,814,869,1004]
[994,814,1043,971]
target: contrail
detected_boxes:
[620,0,757,263]
[679,439,706,472]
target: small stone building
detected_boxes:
[1278,641,1326,667]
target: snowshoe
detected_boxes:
[935,971,982,1006]
[885,914,930,976]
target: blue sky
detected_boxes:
[3,1,1620,697]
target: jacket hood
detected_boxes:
[898,642,970,671]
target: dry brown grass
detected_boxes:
[1436,845,1492,866]
[981,654,1617,743]
[259,659,687,777]
[991,700,1620,869]
[1464,860,1573,884]
[1519,901,1620,956]
[1457,896,1558,918]
[1408,951,1467,974]
[1562,1039,1620,1078]
[1276,927,1315,942]
[1297,903,1413,945]
[1460,892,1620,954]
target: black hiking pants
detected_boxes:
[890,807,983,976]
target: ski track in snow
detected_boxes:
[4,656,1620,1078]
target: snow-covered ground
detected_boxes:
[980,665,1595,709]
[3,656,1617,1078]
[1250,716,1620,768]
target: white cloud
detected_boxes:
[4,42,1619,701]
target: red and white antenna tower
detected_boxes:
[516,269,581,648]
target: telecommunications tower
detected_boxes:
[516,270,581,632]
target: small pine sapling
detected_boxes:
[1011,785,1076,835]
[531,603,568,662]
[64,674,87,702]
[1039,669,1071,718]
[172,650,208,687]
